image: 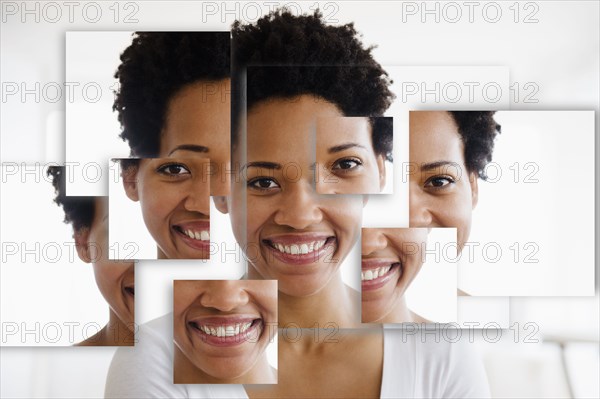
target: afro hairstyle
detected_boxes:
[113,32,231,157]
[47,166,95,232]
[231,10,395,161]
[448,111,501,180]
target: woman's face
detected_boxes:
[316,117,385,194]
[173,280,277,382]
[225,96,367,297]
[76,198,135,331]
[361,228,427,323]
[409,111,478,251]
[158,79,231,196]
[124,158,211,259]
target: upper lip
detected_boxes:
[361,258,400,270]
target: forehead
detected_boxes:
[159,79,231,156]
[245,96,345,162]
[316,117,372,149]
[409,111,465,165]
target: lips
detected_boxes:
[361,258,401,291]
[262,234,336,265]
[187,316,262,347]
[172,220,210,254]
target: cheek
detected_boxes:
[140,185,180,223]
[173,291,196,317]
[329,197,363,235]
[92,265,121,298]
[245,198,272,234]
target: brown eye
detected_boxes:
[157,163,191,176]
[424,176,454,189]
[248,177,280,192]
[332,158,362,172]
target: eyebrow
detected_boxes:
[327,143,366,154]
[168,144,209,156]
[419,161,460,172]
[243,161,282,171]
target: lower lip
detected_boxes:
[190,321,262,347]
[361,264,401,291]
[174,228,211,255]
[265,238,336,265]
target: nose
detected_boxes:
[199,281,249,312]
[273,181,323,229]
[362,229,388,256]
[183,176,210,215]
[409,189,434,228]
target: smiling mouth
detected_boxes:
[173,225,210,242]
[268,239,328,255]
[263,236,336,265]
[187,318,262,346]
[361,261,401,290]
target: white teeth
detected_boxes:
[197,322,254,337]
[271,240,328,255]
[361,265,393,281]
[182,229,210,241]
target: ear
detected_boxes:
[376,154,386,192]
[213,196,229,214]
[122,165,140,202]
[469,172,479,209]
[74,228,92,264]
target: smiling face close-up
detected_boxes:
[158,79,231,196]
[361,228,428,323]
[123,158,210,259]
[316,117,385,194]
[409,111,478,252]
[173,280,277,384]
[225,95,366,298]
[75,198,135,334]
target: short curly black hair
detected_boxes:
[448,111,501,180]
[47,166,95,232]
[232,10,395,160]
[113,32,231,157]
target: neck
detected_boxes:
[379,295,413,323]
[174,346,276,384]
[276,272,361,328]
[76,309,133,346]
[376,296,428,324]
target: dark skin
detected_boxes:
[246,327,384,398]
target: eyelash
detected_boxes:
[156,162,191,178]
[247,177,281,193]
[331,157,363,173]
[424,175,455,190]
